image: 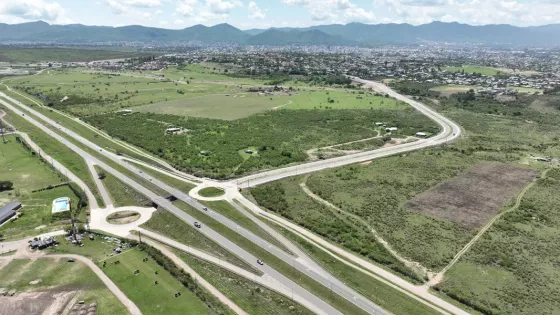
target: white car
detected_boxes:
[257,260,264,266]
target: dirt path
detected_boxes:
[299,182,430,278]
[0,244,141,315]
[271,100,292,110]
[427,168,549,287]
[306,132,382,160]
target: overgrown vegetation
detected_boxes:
[85,108,437,178]
[252,81,560,282]
[434,168,560,315]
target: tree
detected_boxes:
[98,171,106,180]
[0,180,13,191]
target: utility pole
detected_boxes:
[69,200,79,244]
[0,118,6,144]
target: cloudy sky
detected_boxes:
[0,0,559,30]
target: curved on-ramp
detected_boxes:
[231,78,462,188]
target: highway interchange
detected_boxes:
[0,77,464,315]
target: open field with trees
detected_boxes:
[0,258,128,315]
[84,108,437,178]
[0,135,82,240]
[431,85,543,95]
[0,47,154,63]
[435,168,560,315]
[251,81,560,281]
[1,106,105,206]
[10,70,233,116]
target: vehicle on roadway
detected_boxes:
[203,207,208,211]
[257,259,264,266]
[194,222,201,228]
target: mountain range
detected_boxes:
[1,21,560,46]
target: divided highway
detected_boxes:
[0,92,387,314]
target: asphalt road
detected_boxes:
[0,94,384,315]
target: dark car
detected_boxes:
[194,222,201,228]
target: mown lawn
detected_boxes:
[102,249,209,315]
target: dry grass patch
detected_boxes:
[406,163,537,228]
[106,211,141,225]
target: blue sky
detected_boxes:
[1,0,559,30]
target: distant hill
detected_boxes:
[0,21,249,43]
[246,29,356,46]
[250,22,560,46]
[2,21,560,46]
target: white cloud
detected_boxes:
[176,0,198,17]
[373,0,560,26]
[205,0,242,14]
[282,0,375,23]
[105,0,128,14]
[248,1,265,19]
[120,0,162,7]
[0,0,70,23]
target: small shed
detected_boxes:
[0,201,21,225]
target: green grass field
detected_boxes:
[103,249,209,315]
[0,258,128,315]
[285,90,405,110]
[95,165,150,207]
[49,234,125,262]
[9,69,232,116]
[135,93,288,120]
[442,65,500,76]
[198,187,225,197]
[176,250,313,315]
[1,107,104,206]
[0,135,82,239]
[0,47,154,63]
